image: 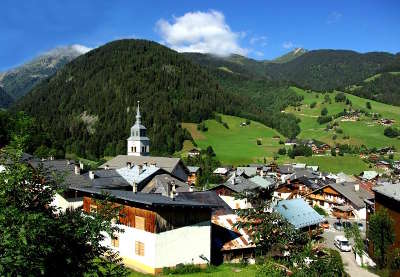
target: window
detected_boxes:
[136,131,139,136]
[111,234,119,248]
[90,204,97,213]
[134,146,137,152]
[131,147,134,152]
[142,146,145,152]
[135,216,145,230]
[135,241,145,256]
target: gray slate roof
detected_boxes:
[72,186,215,208]
[373,183,400,202]
[141,174,191,195]
[330,182,373,209]
[100,155,182,174]
[187,166,200,173]
[177,191,233,215]
[218,175,259,193]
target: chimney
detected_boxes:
[143,162,148,167]
[74,165,81,175]
[50,156,54,161]
[169,181,176,199]
[105,164,110,170]
[89,171,95,180]
[189,185,194,192]
[79,161,84,170]
[138,164,143,174]
[126,162,131,168]
[354,184,360,191]
[150,161,157,167]
[132,182,137,193]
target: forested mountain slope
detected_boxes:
[0,87,13,109]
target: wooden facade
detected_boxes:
[83,196,211,234]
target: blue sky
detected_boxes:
[1,0,399,71]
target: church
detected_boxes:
[100,101,188,181]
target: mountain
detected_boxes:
[0,45,88,102]
[186,49,398,93]
[15,39,303,159]
[0,87,13,109]
[270,48,307,63]
[14,40,240,159]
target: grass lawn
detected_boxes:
[181,114,284,165]
[128,264,257,277]
[278,154,371,175]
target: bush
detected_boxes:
[278,148,287,155]
[256,259,286,277]
[162,264,202,275]
[331,148,337,156]
[321,107,328,116]
[332,134,337,140]
[246,119,251,125]
[257,138,262,145]
[279,140,284,145]
[313,205,328,216]
[288,145,312,158]
[197,122,208,132]
[366,101,372,109]
[335,128,343,134]
[317,116,332,124]
[335,92,347,102]
[223,122,229,129]
[384,127,399,138]
[310,102,317,108]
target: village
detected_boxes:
[3,103,398,276]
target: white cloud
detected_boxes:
[155,10,247,56]
[282,41,294,49]
[250,36,267,47]
[326,11,342,24]
[254,51,264,57]
[71,44,92,54]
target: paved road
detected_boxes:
[321,218,377,277]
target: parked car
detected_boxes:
[334,222,343,231]
[334,236,352,252]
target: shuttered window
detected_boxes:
[90,204,97,213]
[135,216,145,230]
[135,241,144,256]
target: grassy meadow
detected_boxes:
[179,86,399,173]
[181,115,283,165]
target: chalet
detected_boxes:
[187,166,201,185]
[177,191,256,264]
[210,175,259,210]
[285,139,298,146]
[306,182,373,220]
[187,148,201,158]
[375,160,391,171]
[249,175,276,190]
[73,186,215,274]
[213,167,229,176]
[378,118,395,126]
[275,198,324,234]
[236,167,258,178]
[367,183,400,276]
[360,170,379,181]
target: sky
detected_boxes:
[1,0,399,71]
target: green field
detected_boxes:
[129,264,257,277]
[181,115,283,165]
[287,87,400,149]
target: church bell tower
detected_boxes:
[127,101,150,156]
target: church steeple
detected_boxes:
[127,100,150,156]
[135,101,141,125]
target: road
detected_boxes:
[321,218,378,277]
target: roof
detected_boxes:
[213,167,229,174]
[71,186,215,208]
[116,164,162,185]
[100,155,182,174]
[362,171,379,180]
[293,163,306,169]
[212,214,254,251]
[177,191,233,215]
[329,182,374,209]
[219,175,259,193]
[278,165,294,174]
[187,166,200,173]
[336,172,358,183]
[275,198,324,229]
[249,176,275,189]
[236,167,257,177]
[373,183,400,202]
[141,174,191,195]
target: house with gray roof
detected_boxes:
[306,182,373,220]
[275,198,324,231]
